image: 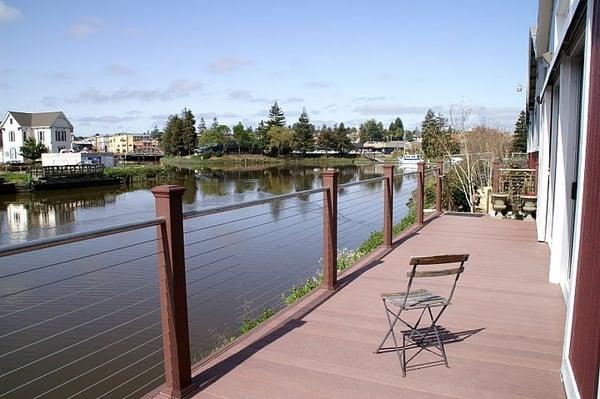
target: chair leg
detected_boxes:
[401,331,406,377]
[375,300,405,376]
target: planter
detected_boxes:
[491,193,509,219]
[521,195,537,220]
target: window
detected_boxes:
[9,131,15,142]
[9,118,12,125]
[38,131,45,142]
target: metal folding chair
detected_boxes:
[374,254,469,376]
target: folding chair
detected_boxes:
[374,254,469,376]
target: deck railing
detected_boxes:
[0,162,442,399]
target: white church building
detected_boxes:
[0,111,73,163]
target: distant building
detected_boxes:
[41,152,115,167]
[0,111,73,163]
[361,141,404,154]
[107,133,135,154]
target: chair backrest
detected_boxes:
[403,254,469,307]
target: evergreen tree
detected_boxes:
[181,108,197,155]
[387,117,405,141]
[421,109,457,159]
[162,114,184,155]
[358,119,385,142]
[255,120,269,152]
[267,101,286,128]
[317,124,335,151]
[332,122,353,154]
[292,108,315,154]
[20,137,48,161]
[511,111,528,154]
[198,117,207,135]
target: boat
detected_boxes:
[397,153,423,166]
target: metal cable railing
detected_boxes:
[0,167,433,399]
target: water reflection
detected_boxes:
[0,164,415,245]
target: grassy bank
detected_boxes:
[0,171,30,188]
[161,154,373,169]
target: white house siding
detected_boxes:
[2,116,25,162]
[528,0,596,397]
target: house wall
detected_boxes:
[1,114,26,162]
[528,0,599,397]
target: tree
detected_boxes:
[267,126,294,156]
[511,111,528,154]
[255,120,269,152]
[267,101,286,129]
[149,125,162,139]
[181,108,197,155]
[404,130,415,142]
[292,108,315,154]
[387,117,404,141]
[162,114,184,155]
[316,124,335,151]
[421,109,457,159]
[20,137,48,161]
[358,119,385,142]
[197,117,207,135]
[332,122,353,154]
[232,122,254,153]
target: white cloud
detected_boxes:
[44,80,206,105]
[69,22,101,38]
[353,104,433,116]
[209,57,251,74]
[227,90,269,103]
[75,115,138,124]
[106,64,135,76]
[305,81,332,89]
[285,97,304,103]
[0,1,21,23]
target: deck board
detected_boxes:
[187,214,565,399]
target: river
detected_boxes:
[0,164,416,399]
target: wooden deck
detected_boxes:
[186,214,565,399]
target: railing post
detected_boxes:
[416,161,425,225]
[436,160,443,213]
[383,165,394,248]
[151,185,195,399]
[321,169,338,290]
[492,161,500,192]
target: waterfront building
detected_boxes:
[41,152,115,167]
[0,111,73,163]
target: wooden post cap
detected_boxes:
[151,185,186,198]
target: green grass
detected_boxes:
[0,171,31,187]
[104,165,167,181]
[161,154,373,169]
[239,308,277,335]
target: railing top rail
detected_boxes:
[0,217,165,258]
[183,187,327,220]
[499,168,536,172]
[338,176,386,189]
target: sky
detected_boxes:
[0,0,537,136]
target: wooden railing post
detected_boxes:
[383,165,395,248]
[416,161,425,225]
[492,161,500,192]
[152,185,195,399]
[436,160,443,213]
[321,169,338,290]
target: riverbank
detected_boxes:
[161,154,374,169]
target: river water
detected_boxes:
[0,164,416,399]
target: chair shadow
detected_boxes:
[377,326,485,373]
